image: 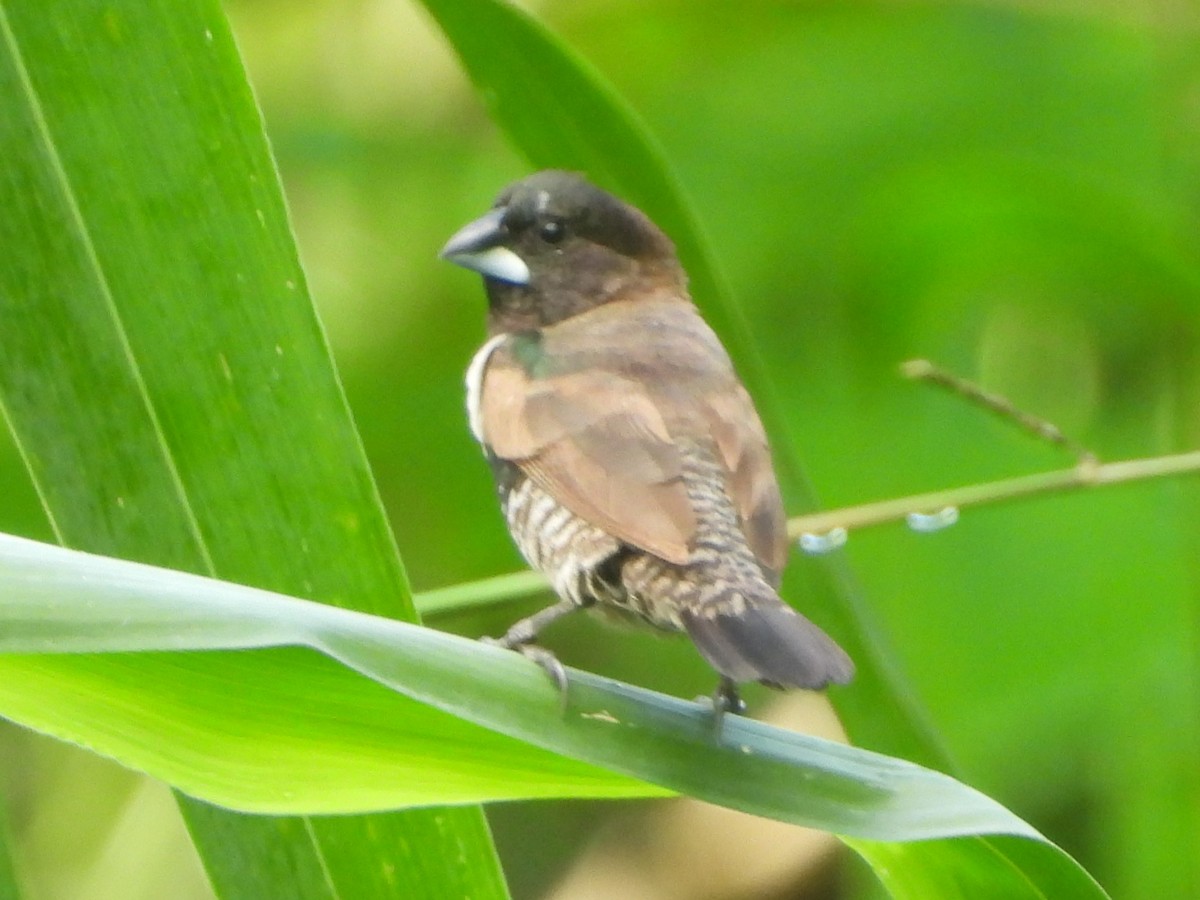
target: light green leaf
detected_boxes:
[0,529,1101,900]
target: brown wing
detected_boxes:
[478,297,787,576]
[702,386,788,583]
[480,347,696,565]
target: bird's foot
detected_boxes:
[481,635,570,711]
[701,676,745,740]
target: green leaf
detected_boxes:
[0,1,505,897]
[0,532,1108,895]
[0,532,1113,900]
[848,834,1108,899]
[0,532,1076,844]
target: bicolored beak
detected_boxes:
[440,207,531,285]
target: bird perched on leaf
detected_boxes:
[441,170,853,717]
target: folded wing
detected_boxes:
[477,300,788,578]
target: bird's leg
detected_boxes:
[493,597,581,647]
[709,676,747,739]
[483,598,580,708]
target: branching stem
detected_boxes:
[416,449,1200,617]
[789,451,1200,539]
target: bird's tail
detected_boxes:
[678,592,854,690]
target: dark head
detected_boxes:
[440,171,686,333]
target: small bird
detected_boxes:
[441,170,853,715]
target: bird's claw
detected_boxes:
[481,636,570,711]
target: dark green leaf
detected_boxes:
[0,1,505,897]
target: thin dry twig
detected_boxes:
[900,358,1098,465]
[788,450,1199,540]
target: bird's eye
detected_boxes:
[538,218,566,244]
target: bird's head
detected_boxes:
[441,170,685,332]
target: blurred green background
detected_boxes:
[3,0,1199,897]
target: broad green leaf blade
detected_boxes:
[0,532,1060,844]
[0,2,505,898]
[418,0,945,769]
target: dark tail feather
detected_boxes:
[679,599,854,690]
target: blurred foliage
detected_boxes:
[2,0,1199,897]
